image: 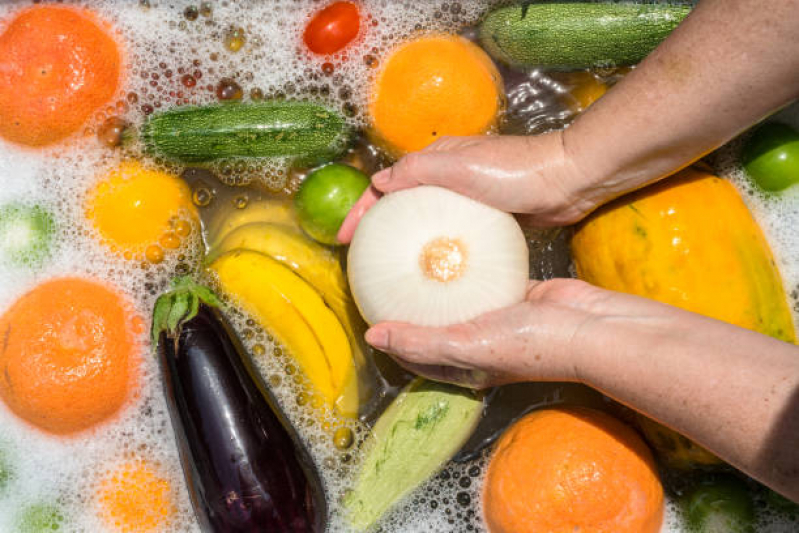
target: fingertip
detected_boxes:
[336,185,382,244]
[365,325,389,350]
[371,168,392,190]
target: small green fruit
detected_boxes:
[742,122,799,193]
[295,163,370,245]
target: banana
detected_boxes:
[206,222,372,380]
[206,198,298,249]
[210,249,359,418]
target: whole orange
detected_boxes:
[0,5,121,146]
[369,35,503,155]
[483,407,664,533]
[0,278,140,435]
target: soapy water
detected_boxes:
[0,0,796,531]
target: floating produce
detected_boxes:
[295,163,370,245]
[0,277,139,435]
[140,102,352,164]
[0,5,121,146]
[153,278,326,532]
[0,202,55,267]
[636,415,721,470]
[369,35,504,155]
[303,1,361,55]
[16,503,65,533]
[210,249,361,417]
[85,161,197,262]
[572,167,796,343]
[206,197,298,248]
[348,186,529,327]
[483,407,664,533]
[96,459,175,532]
[480,3,691,70]
[682,475,755,533]
[345,378,484,530]
[742,122,799,192]
[0,445,11,493]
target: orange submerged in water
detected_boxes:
[369,35,503,155]
[98,459,175,532]
[483,407,664,533]
[0,5,121,146]
[0,278,140,435]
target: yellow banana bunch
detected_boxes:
[210,250,360,418]
[206,201,373,419]
[205,198,298,249]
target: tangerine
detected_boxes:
[0,5,121,146]
[85,161,196,259]
[97,459,175,532]
[0,278,140,435]
[483,407,664,533]
[369,35,503,155]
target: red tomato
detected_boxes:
[303,2,361,55]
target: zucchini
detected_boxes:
[140,101,352,164]
[480,3,692,70]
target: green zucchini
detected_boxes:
[480,3,692,70]
[140,101,352,164]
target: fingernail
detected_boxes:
[365,327,389,349]
[372,169,390,186]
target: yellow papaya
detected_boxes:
[572,167,795,343]
[571,167,796,468]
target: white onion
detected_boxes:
[347,186,530,327]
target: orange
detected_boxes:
[85,161,197,261]
[0,278,140,435]
[483,407,664,533]
[0,5,121,146]
[369,35,503,155]
[98,459,175,532]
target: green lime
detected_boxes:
[683,475,755,533]
[742,122,799,193]
[0,203,55,267]
[16,503,65,532]
[295,163,370,245]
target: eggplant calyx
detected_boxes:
[151,276,222,344]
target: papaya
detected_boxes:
[571,167,796,468]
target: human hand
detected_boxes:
[337,132,597,243]
[362,278,618,389]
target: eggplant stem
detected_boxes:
[151,276,222,344]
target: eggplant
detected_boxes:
[152,277,327,532]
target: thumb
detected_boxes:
[365,321,476,366]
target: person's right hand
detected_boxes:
[337,131,597,243]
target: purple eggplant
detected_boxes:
[152,277,327,532]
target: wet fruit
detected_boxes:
[369,35,503,155]
[85,161,196,259]
[483,407,663,533]
[295,163,370,245]
[303,2,361,55]
[742,122,799,192]
[0,278,140,435]
[0,5,121,146]
[97,460,175,532]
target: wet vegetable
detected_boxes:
[0,203,55,267]
[16,503,65,532]
[153,277,326,532]
[683,475,755,533]
[0,444,12,493]
[741,122,799,192]
[480,3,691,70]
[141,102,352,164]
[295,163,370,245]
[345,378,484,530]
[303,1,361,55]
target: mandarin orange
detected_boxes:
[98,459,175,532]
[369,35,503,155]
[0,5,121,146]
[483,407,664,533]
[0,278,139,435]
